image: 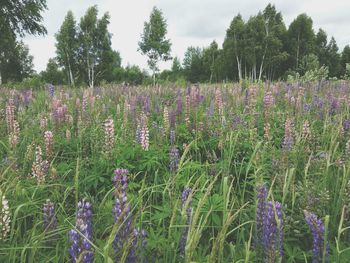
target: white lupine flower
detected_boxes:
[0,193,10,240]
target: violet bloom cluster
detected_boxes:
[69,199,93,263]
[23,90,32,107]
[206,100,215,118]
[143,97,150,113]
[179,187,192,258]
[256,185,283,261]
[136,124,142,145]
[48,84,55,97]
[304,210,328,263]
[170,130,175,145]
[176,90,183,114]
[112,169,146,263]
[43,199,57,232]
[282,118,294,151]
[169,146,180,172]
[343,119,350,132]
[263,91,274,108]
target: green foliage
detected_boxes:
[0,0,46,84]
[345,64,350,80]
[78,6,113,88]
[40,58,65,85]
[0,0,47,37]
[55,10,79,86]
[53,6,123,88]
[0,41,34,84]
[183,47,204,83]
[287,14,315,70]
[177,5,346,83]
[138,6,172,82]
[341,45,350,77]
[288,54,329,82]
[121,65,148,85]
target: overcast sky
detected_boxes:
[23,0,350,73]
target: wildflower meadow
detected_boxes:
[1,81,350,262]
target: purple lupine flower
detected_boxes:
[169,146,180,172]
[136,124,142,144]
[198,95,204,103]
[232,115,242,130]
[263,202,283,259]
[170,130,175,145]
[206,100,215,117]
[169,109,176,128]
[304,210,328,263]
[256,185,283,261]
[282,118,294,151]
[134,228,147,250]
[312,96,324,109]
[143,97,150,113]
[256,185,268,245]
[48,84,55,97]
[282,136,294,151]
[112,169,146,263]
[343,119,350,132]
[23,90,32,107]
[43,199,57,232]
[129,228,147,262]
[176,91,183,114]
[179,187,192,258]
[304,103,311,112]
[69,199,93,263]
[330,98,339,115]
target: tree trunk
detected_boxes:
[258,46,267,81]
[0,70,2,86]
[258,58,264,81]
[296,33,300,70]
[236,56,242,81]
[67,61,74,87]
[91,64,94,88]
[153,69,156,86]
[87,53,92,88]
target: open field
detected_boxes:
[1,82,350,262]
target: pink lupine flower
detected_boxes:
[103,117,115,156]
[9,120,20,149]
[140,113,149,151]
[32,146,49,184]
[44,131,54,161]
[6,99,15,133]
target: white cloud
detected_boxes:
[22,0,350,73]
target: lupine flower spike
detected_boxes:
[304,210,328,263]
[112,169,146,262]
[282,118,294,151]
[179,187,192,258]
[32,146,49,184]
[103,117,115,156]
[256,184,283,261]
[69,199,94,263]
[43,199,57,233]
[140,113,149,151]
[0,192,10,240]
[44,131,54,161]
[169,146,180,172]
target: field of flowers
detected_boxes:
[1,81,350,262]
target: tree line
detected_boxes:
[1,1,350,87]
[179,4,350,83]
